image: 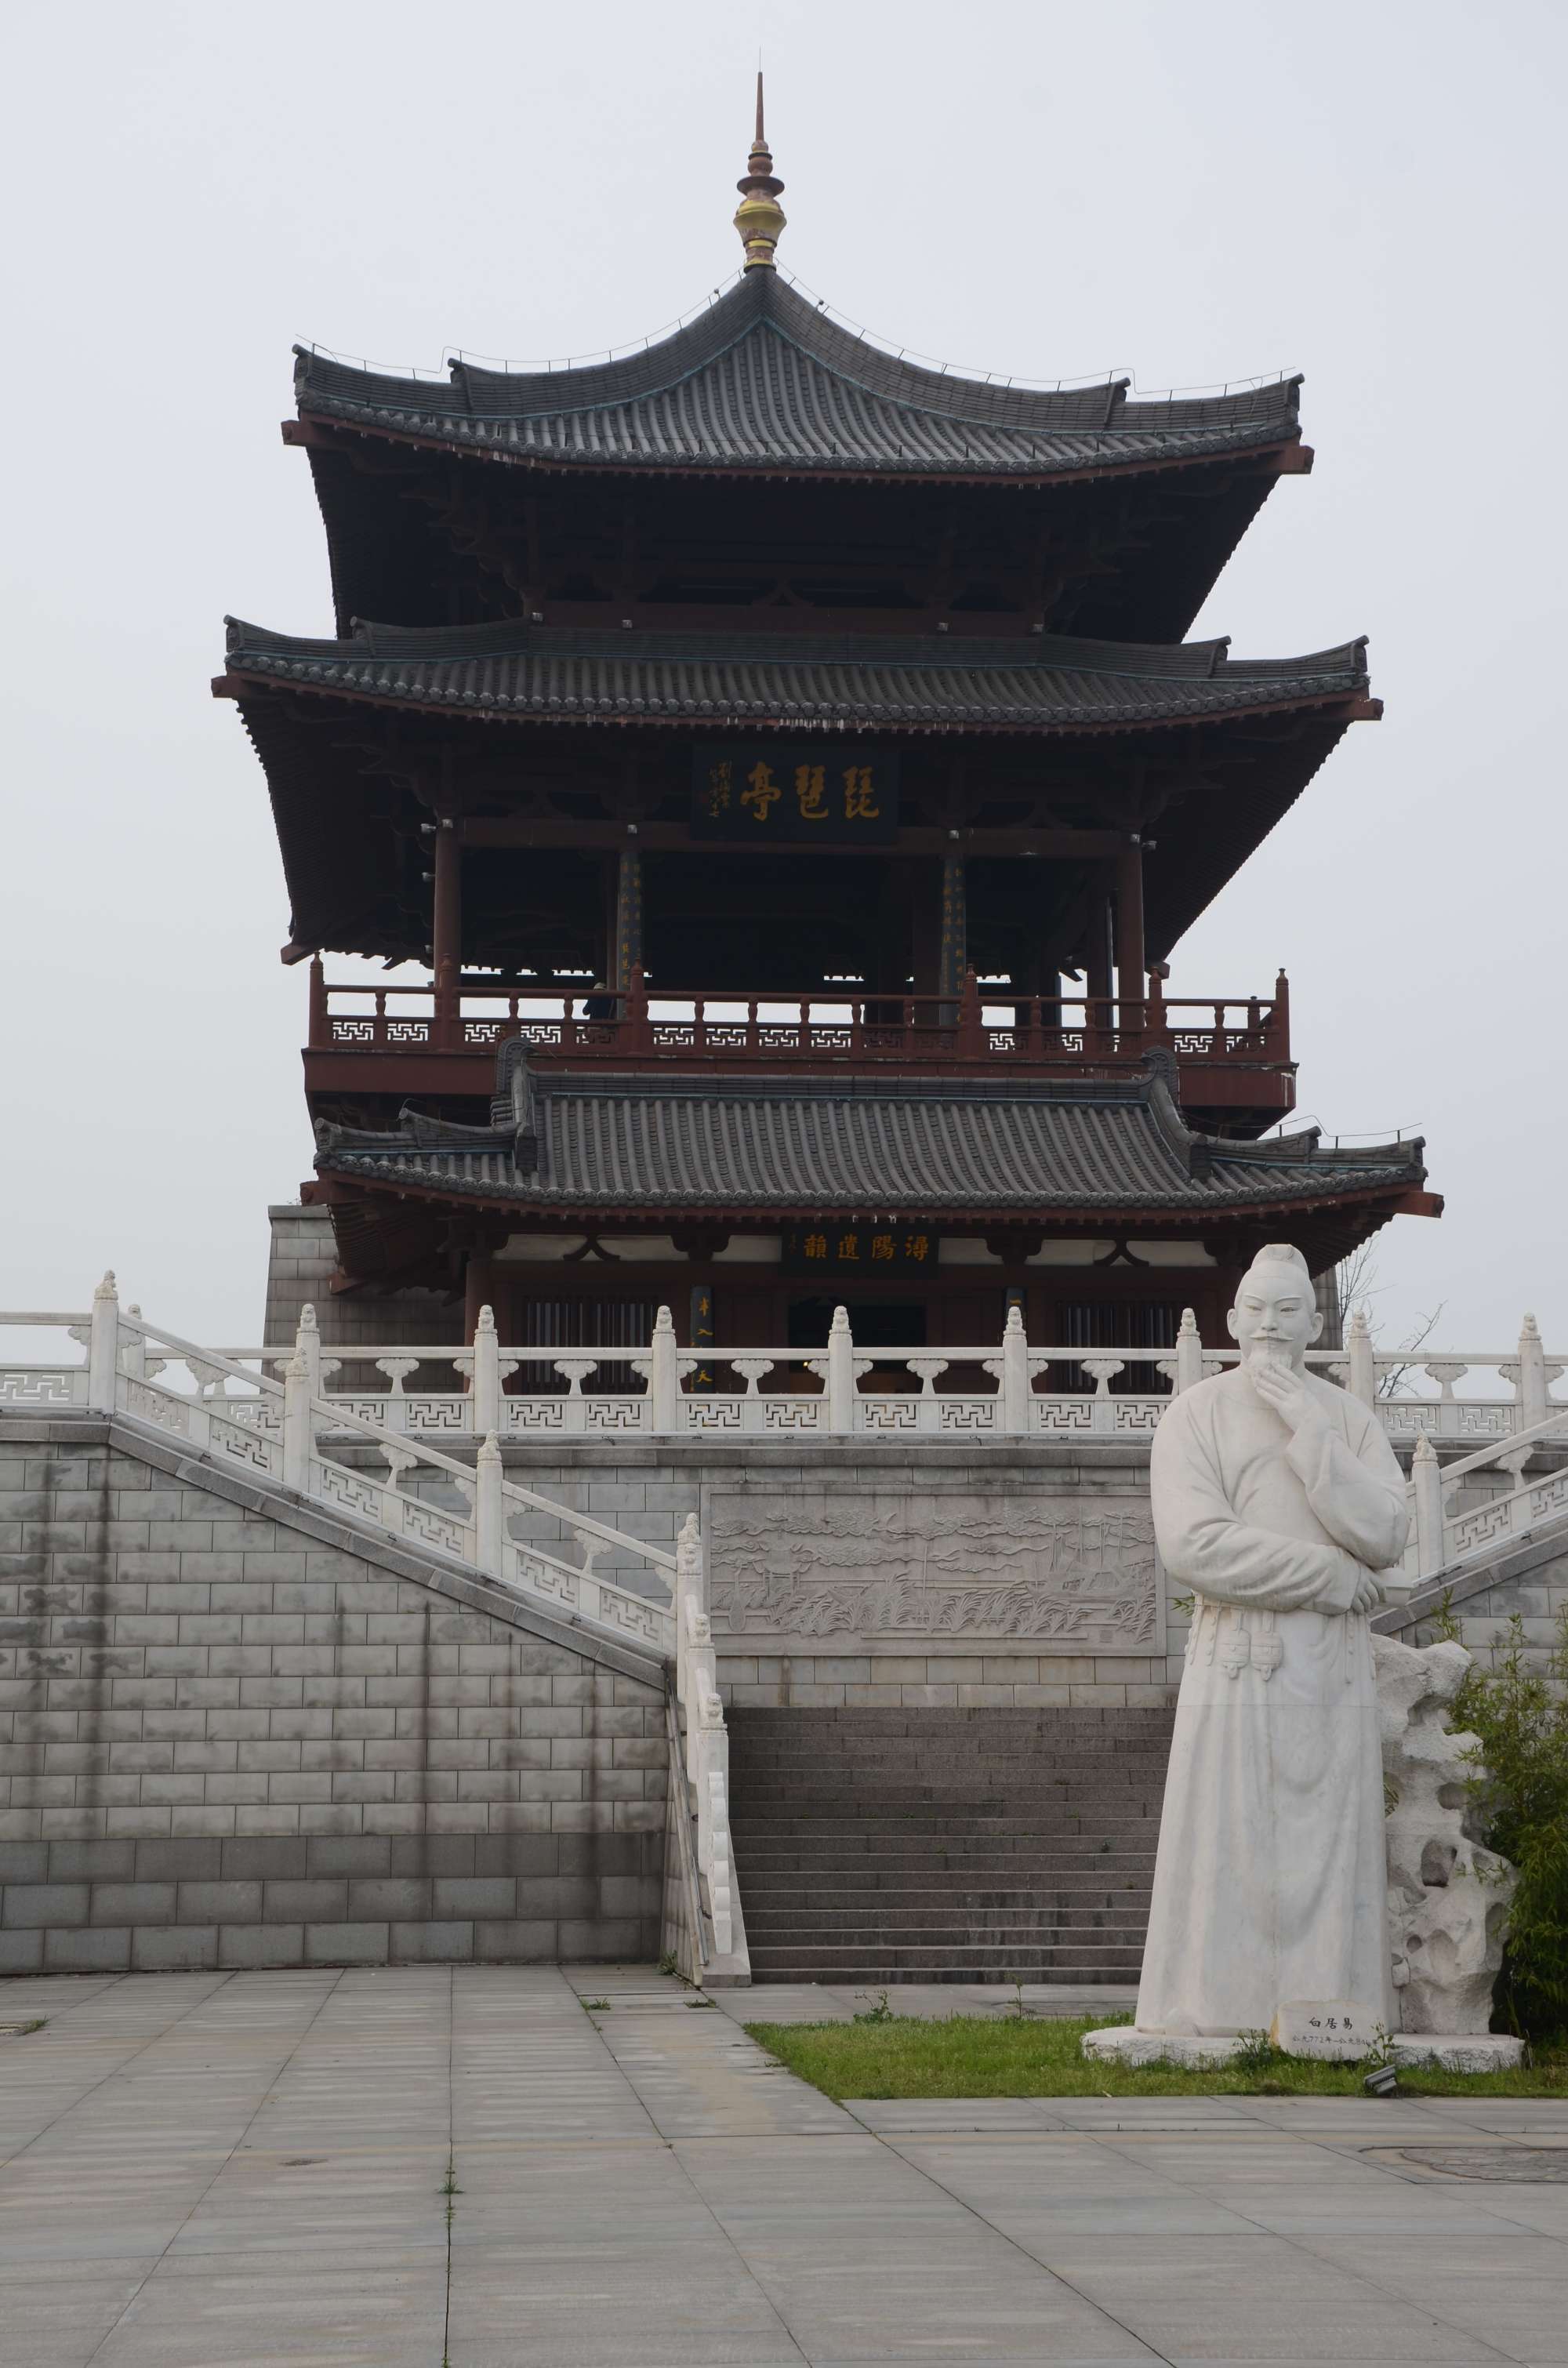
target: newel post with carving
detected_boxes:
[1174,1307,1203,1395]
[826,1305,858,1433]
[296,1305,324,1399]
[87,1271,121,1415]
[1515,1313,1550,1431]
[998,1305,1032,1431]
[1410,1432,1446,1577]
[282,1342,312,1494]
[474,1433,504,1576]
[1345,1307,1377,1407]
[649,1306,682,1432]
[470,1306,502,1436]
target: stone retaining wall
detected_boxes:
[0,1416,666,1976]
[468,1438,1184,1709]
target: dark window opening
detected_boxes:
[1057,1302,1180,1395]
[511,1299,657,1393]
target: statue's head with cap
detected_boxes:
[1225,1242,1323,1372]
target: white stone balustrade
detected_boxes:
[5,1296,1565,1451]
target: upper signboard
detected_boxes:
[691,744,901,843]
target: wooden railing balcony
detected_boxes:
[307,962,1293,1110]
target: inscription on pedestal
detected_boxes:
[706,1488,1160,1652]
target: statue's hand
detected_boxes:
[1348,1569,1383,1616]
[1248,1357,1330,1446]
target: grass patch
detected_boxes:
[745,2014,1568,2100]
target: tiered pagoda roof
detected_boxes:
[223,617,1372,965]
[224,89,1434,1291]
[292,274,1305,486]
[312,1053,1432,1274]
[225,617,1366,732]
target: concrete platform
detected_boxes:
[1083,2025,1526,2073]
[0,1966,1563,2365]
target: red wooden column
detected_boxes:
[432,817,463,1048]
[1115,835,1147,1045]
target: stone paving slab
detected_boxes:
[0,1964,1565,2364]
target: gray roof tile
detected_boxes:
[314,1068,1422,1218]
[226,617,1367,733]
[294,276,1301,481]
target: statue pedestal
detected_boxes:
[1081,2025,1523,2073]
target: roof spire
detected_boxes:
[733,72,786,271]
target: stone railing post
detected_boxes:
[1345,1308,1377,1407]
[1410,1432,1446,1576]
[87,1271,120,1414]
[649,1305,683,1431]
[1174,1308,1203,1395]
[470,1306,502,1436]
[121,1306,147,1384]
[474,1432,503,1575]
[282,1343,312,1493]
[1000,1305,1030,1432]
[1515,1313,1549,1431]
[826,1306,857,1433]
[296,1304,324,1398]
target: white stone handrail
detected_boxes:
[1406,1404,1568,1580]
[4,1299,1562,1454]
[0,1283,679,1654]
[673,1513,737,1963]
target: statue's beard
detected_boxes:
[1240,1338,1300,1372]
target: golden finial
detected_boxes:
[733,72,786,270]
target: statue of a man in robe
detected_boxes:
[1134,1243,1409,2036]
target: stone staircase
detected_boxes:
[728,1705,1174,1985]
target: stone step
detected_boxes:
[728,1702,1171,1983]
[746,1964,1139,1986]
[741,1885,1154,1909]
[729,1847,1160,1865]
[730,1821,1163,1843]
[743,1907,1151,1935]
[746,1942,1145,1974]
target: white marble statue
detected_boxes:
[1131,1243,1410,2037]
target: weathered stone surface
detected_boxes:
[0,1415,667,1967]
[1374,1630,1518,2036]
[707,1485,1162,1652]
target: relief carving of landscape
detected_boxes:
[707,1491,1161,1651]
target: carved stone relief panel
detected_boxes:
[706,1487,1162,1654]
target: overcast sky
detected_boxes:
[4,0,1564,1354]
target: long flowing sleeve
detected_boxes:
[1152,1391,1366,1614]
[1285,1403,1409,1572]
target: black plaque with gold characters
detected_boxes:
[781,1221,938,1276]
[692,745,899,842]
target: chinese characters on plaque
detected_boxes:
[691,745,900,843]
[781,1222,940,1277]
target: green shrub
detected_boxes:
[1434,1602,1568,2043]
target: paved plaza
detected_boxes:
[0,1967,1564,2366]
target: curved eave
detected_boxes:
[289,404,1307,493]
[311,1157,1429,1226]
[216,666,1377,743]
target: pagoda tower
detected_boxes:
[220,90,1439,1364]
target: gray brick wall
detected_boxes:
[0,1418,666,1975]
[263,1205,463,1352]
